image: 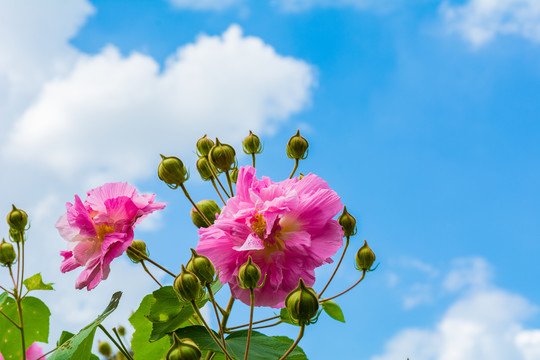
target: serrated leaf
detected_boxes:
[48,292,122,360]
[0,296,51,359]
[322,300,345,323]
[23,273,54,291]
[129,294,170,360]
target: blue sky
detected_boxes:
[0,0,539,359]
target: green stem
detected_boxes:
[205,351,216,360]
[251,320,282,331]
[251,154,256,168]
[180,184,212,227]
[191,302,233,360]
[0,284,14,296]
[225,171,235,197]
[244,289,255,360]
[98,325,134,360]
[226,315,280,332]
[220,296,235,329]
[16,296,26,360]
[288,159,299,179]
[206,284,227,350]
[113,327,132,359]
[318,236,350,298]
[129,247,176,278]
[141,261,162,287]
[0,308,19,328]
[320,271,366,303]
[211,179,227,206]
[279,324,305,360]
[208,162,231,198]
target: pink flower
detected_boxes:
[0,342,44,360]
[196,166,344,308]
[56,182,166,290]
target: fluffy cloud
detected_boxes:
[373,258,540,360]
[440,0,540,46]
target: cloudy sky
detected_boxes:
[0,0,539,359]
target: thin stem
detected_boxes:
[206,284,226,349]
[36,346,59,360]
[8,265,17,291]
[15,242,21,293]
[211,179,227,206]
[98,325,134,360]
[180,184,212,226]
[191,302,233,360]
[220,296,235,330]
[288,159,299,179]
[0,308,19,328]
[279,324,305,360]
[14,240,26,360]
[205,351,216,360]
[208,164,231,198]
[244,288,255,360]
[251,320,282,331]
[0,284,14,296]
[19,235,25,300]
[16,296,26,360]
[251,154,256,168]
[320,271,366,303]
[225,171,235,197]
[226,315,280,332]
[318,236,350,298]
[128,247,176,278]
[141,261,162,287]
[113,327,132,359]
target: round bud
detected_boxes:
[190,200,221,228]
[158,155,189,189]
[242,131,263,155]
[286,130,309,160]
[338,206,357,237]
[174,265,203,303]
[355,240,376,271]
[98,341,112,357]
[195,157,215,181]
[285,278,319,325]
[7,205,28,233]
[186,249,215,286]
[167,334,202,360]
[0,239,16,266]
[237,256,262,289]
[126,240,148,263]
[196,135,214,158]
[209,139,236,172]
[117,325,126,336]
[230,167,239,184]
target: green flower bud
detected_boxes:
[158,155,189,189]
[285,278,319,325]
[167,334,202,360]
[242,130,263,155]
[98,341,112,357]
[209,139,236,172]
[7,205,28,233]
[126,240,148,263]
[338,206,357,237]
[196,134,214,158]
[355,240,376,271]
[230,167,239,183]
[0,238,16,266]
[190,200,221,228]
[286,130,309,160]
[117,325,126,336]
[195,157,216,181]
[186,248,215,286]
[174,265,204,303]
[237,256,262,289]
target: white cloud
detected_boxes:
[168,0,243,11]
[372,257,540,360]
[440,0,540,46]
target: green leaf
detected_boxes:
[0,291,8,307]
[279,308,299,326]
[174,326,221,353]
[322,300,345,323]
[23,273,54,291]
[57,331,75,346]
[48,291,122,360]
[129,294,170,360]
[0,296,51,359]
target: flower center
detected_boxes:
[250,213,286,253]
[95,224,114,242]
[250,213,267,239]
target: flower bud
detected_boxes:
[126,240,148,263]
[190,200,221,228]
[338,206,357,237]
[7,205,28,233]
[195,157,215,181]
[117,325,126,336]
[285,278,319,325]
[158,155,189,189]
[230,167,239,183]
[0,238,16,266]
[242,131,263,155]
[355,240,376,271]
[196,134,214,158]
[209,139,236,172]
[174,265,203,303]
[286,130,309,160]
[237,256,262,289]
[98,341,112,357]
[186,248,215,286]
[167,334,202,360]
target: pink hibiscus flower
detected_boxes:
[0,342,44,360]
[56,182,166,290]
[196,166,344,308]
